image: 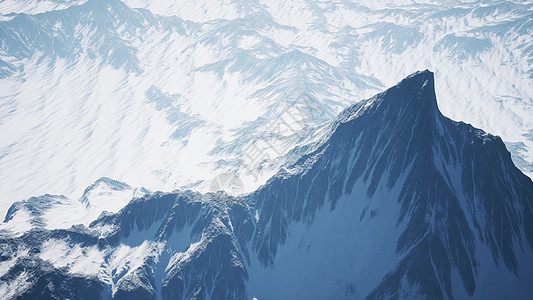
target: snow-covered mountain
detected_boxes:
[1,177,148,235]
[1,0,532,218]
[1,71,531,299]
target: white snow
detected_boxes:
[0,0,87,14]
[0,0,531,236]
[40,239,104,277]
[0,270,32,299]
[0,178,147,235]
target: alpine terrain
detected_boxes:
[1,70,532,299]
[1,0,532,216]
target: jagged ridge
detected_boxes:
[1,71,532,299]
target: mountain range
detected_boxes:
[1,70,531,299]
[1,0,532,217]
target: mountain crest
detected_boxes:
[337,69,439,130]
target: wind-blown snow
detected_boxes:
[0,0,531,219]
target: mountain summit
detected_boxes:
[250,69,533,299]
[1,70,532,299]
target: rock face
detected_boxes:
[1,70,532,299]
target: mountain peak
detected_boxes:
[404,68,433,81]
[79,177,133,208]
[337,69,439,129]
[387,69,437,112]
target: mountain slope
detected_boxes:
[247,70,533,299]
[0,0,378,213]
[1,71,532,299]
